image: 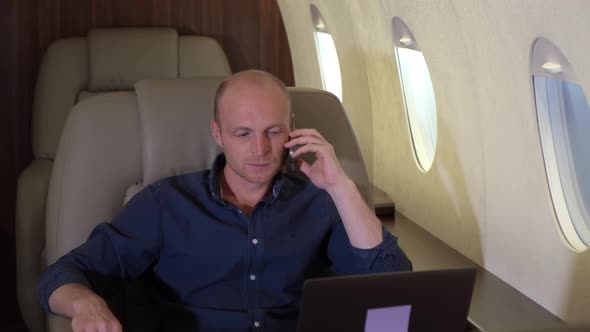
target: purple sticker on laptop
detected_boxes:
[364,304,411,332]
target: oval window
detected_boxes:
[310,4,343,101]
[392,17,437,172]
[532,37,590,252]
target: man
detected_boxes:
[38,70,411,332]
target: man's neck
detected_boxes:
[220,166,272,215]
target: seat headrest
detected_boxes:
[34,28,232,159]
[288,88,372,205]
[135,77,225,185]
[46,92,143,260]
[179,36,232,77]
[89,28,178,91]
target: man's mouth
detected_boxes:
[248,162,273,168]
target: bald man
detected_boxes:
[38,70,411,332]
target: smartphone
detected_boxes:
[284,113,297,173]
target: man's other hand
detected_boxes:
[49,283,122,332]
[71,295,122,332]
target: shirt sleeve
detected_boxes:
[325,195,412,275]
[37,184,164,314]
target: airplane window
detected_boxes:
[310,4,343,101]
[532,37,590,252]
[392,17,437,172]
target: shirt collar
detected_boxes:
[208,153,285,205]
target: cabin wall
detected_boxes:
[279,0,590,324]
[1,0,293,326]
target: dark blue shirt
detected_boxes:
[38,154,411,331]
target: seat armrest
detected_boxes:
[48,314,71,332]
[16,158,53,332]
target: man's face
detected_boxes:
[211,82,290,186]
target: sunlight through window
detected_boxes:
[311,4,343,101]
[533,37,590,252]
[393,17,437,172]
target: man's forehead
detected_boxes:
[218,80,290,111]
[214,70,291,124]
[224,78,283,99]
[220,70,289,101]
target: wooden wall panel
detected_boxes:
[1,0,293,326]
[33,0,295,82]
[0,0,37,327]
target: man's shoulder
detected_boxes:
[121,169,212,210]
[150,169,211,193]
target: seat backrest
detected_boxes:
[43,28,232,262]
[45,92,143,263]
[135,78,225,186]
[44,92,145,332]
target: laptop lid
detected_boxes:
[296,268,476,332]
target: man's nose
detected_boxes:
[254,134,271,155]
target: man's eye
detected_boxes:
[235,132,249,137]
[269,130,282,136]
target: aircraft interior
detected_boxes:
[2,1,590,331]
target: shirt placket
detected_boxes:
[247,203,264,331]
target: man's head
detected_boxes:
[210,70,291,186]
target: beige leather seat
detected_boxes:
[44,77,371,331]
[16,28,231,332]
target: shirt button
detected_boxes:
[252,238,258,245]
[254,321,260,328]
[250,274,256,281]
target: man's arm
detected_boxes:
[286,128,382,248]
[38,184,163,330]
[324,177,382,249]
[286,128,411,272]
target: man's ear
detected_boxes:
[210,119,224,148]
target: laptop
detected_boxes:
[296,268,476,332]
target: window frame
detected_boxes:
[532,37,590,252]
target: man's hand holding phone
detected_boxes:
[283,128,350,193]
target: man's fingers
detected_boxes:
[108,320,122,332]
[290,143,330,159]
[289,128,327,142]
[296,158,311,175]
[96,323,108,332]
[285,135,325,148]
[111,321,123,332]
[72,315,121,332]
[94,320,120,332]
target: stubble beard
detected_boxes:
[226,158,279,185]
